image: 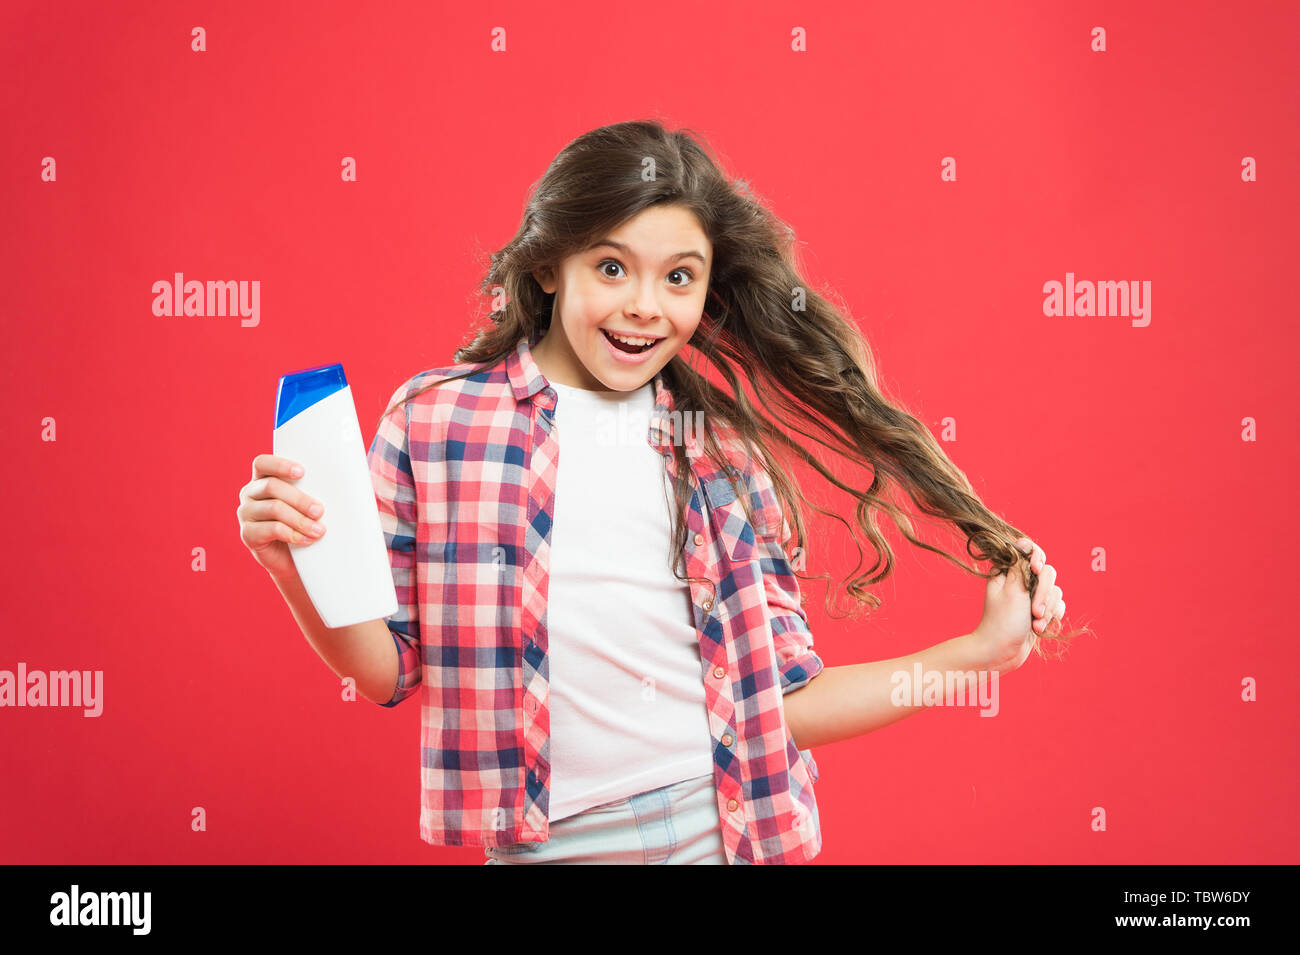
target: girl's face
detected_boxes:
[531,203,712,392]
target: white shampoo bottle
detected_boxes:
[273,362,398,628]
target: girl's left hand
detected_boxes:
[1015,537,1065,633]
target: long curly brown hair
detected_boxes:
[387,119,1091,660]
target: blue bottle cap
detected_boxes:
[275,362,348,428]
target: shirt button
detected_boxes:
[693,533,704,546]
[721,734,733,747]
[701,598,713,612]
[727,798,739,812]
[712,665,725,679]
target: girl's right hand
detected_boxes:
[236,454,327,582]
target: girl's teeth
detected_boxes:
[610,332,655,346]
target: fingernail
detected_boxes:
[291,465,304,477]
[309,503,323,518]
[311,522,325,535]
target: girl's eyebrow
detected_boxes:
[584,239,708,266]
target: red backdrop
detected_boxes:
[2,0,1296,864]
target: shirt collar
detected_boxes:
[507,330,690,458]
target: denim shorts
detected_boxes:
[483,773,728,865]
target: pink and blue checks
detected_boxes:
[366,330,825,864]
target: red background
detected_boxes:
[2,0,1297,864]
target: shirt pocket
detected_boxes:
[700,475,755,564]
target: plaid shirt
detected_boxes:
[365,331,826,864]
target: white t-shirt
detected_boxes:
[544,378,715,822]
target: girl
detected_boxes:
[237,120,1086,865]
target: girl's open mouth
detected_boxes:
[600,328,662,361]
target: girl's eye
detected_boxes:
[597,259,695,287]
